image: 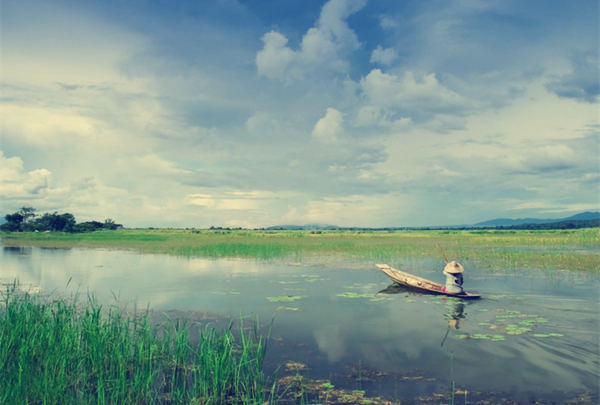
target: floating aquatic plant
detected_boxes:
[266,295,302,302]
[505,324,532,335]
[305,277,330,283]
[533,333,563,338]
[336,292,375,299]
[520,320,535,325]
[455,333,505,341]
[276,306,300,311]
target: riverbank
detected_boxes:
[1,228,598,272]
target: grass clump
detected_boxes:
[0,284,271,405]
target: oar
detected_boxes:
[437,243,449,264]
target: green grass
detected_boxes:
[2,228,598,272]
[0,284,272,405]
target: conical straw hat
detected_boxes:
[444,261,464,273]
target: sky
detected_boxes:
[1,0,599,228]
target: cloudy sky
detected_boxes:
[1,0,598,228]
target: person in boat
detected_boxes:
[441,261,464,294]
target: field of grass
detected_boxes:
[0,283,273,405]
[1,228,599,272]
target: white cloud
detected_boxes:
[370,46,398,66]
[312,108,345,142]
[245,111,280,135]
[256,0,367,82]
[1,105,99,146]
[0,152,52,201]
[360,69,469,113]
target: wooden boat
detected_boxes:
[376,264,482,299]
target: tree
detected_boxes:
[32,212,77,232]
[1,207,36,232]
[104,218,116,230]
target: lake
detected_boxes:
[1,246,598,403]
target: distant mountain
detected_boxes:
[473,212,600,227]
[266,212,600,231]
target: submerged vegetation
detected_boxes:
[0,284,270,405]
[2,227,598,272]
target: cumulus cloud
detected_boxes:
[370,45,398,66]
[0,152,52,200]
[312,108,345,142]
[360,69,469,113]
[256,0,367,82]
[546,52,599,103]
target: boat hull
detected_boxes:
[376,264,481,299]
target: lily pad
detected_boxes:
[472,334,491,340]
[535,318,548,323]
[491,335,505,341]
[520,320,535,325]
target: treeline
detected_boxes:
[1,207,123,233]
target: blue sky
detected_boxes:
[1,0,598,228]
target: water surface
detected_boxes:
[1,247,598,402]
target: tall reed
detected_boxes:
[0,283,272,405]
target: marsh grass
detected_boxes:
[2,228,598,272]
[0,283,272,405]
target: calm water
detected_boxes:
[1,246,598,402]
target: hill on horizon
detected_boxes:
[267,212,600,230]
[473,212,600,227]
